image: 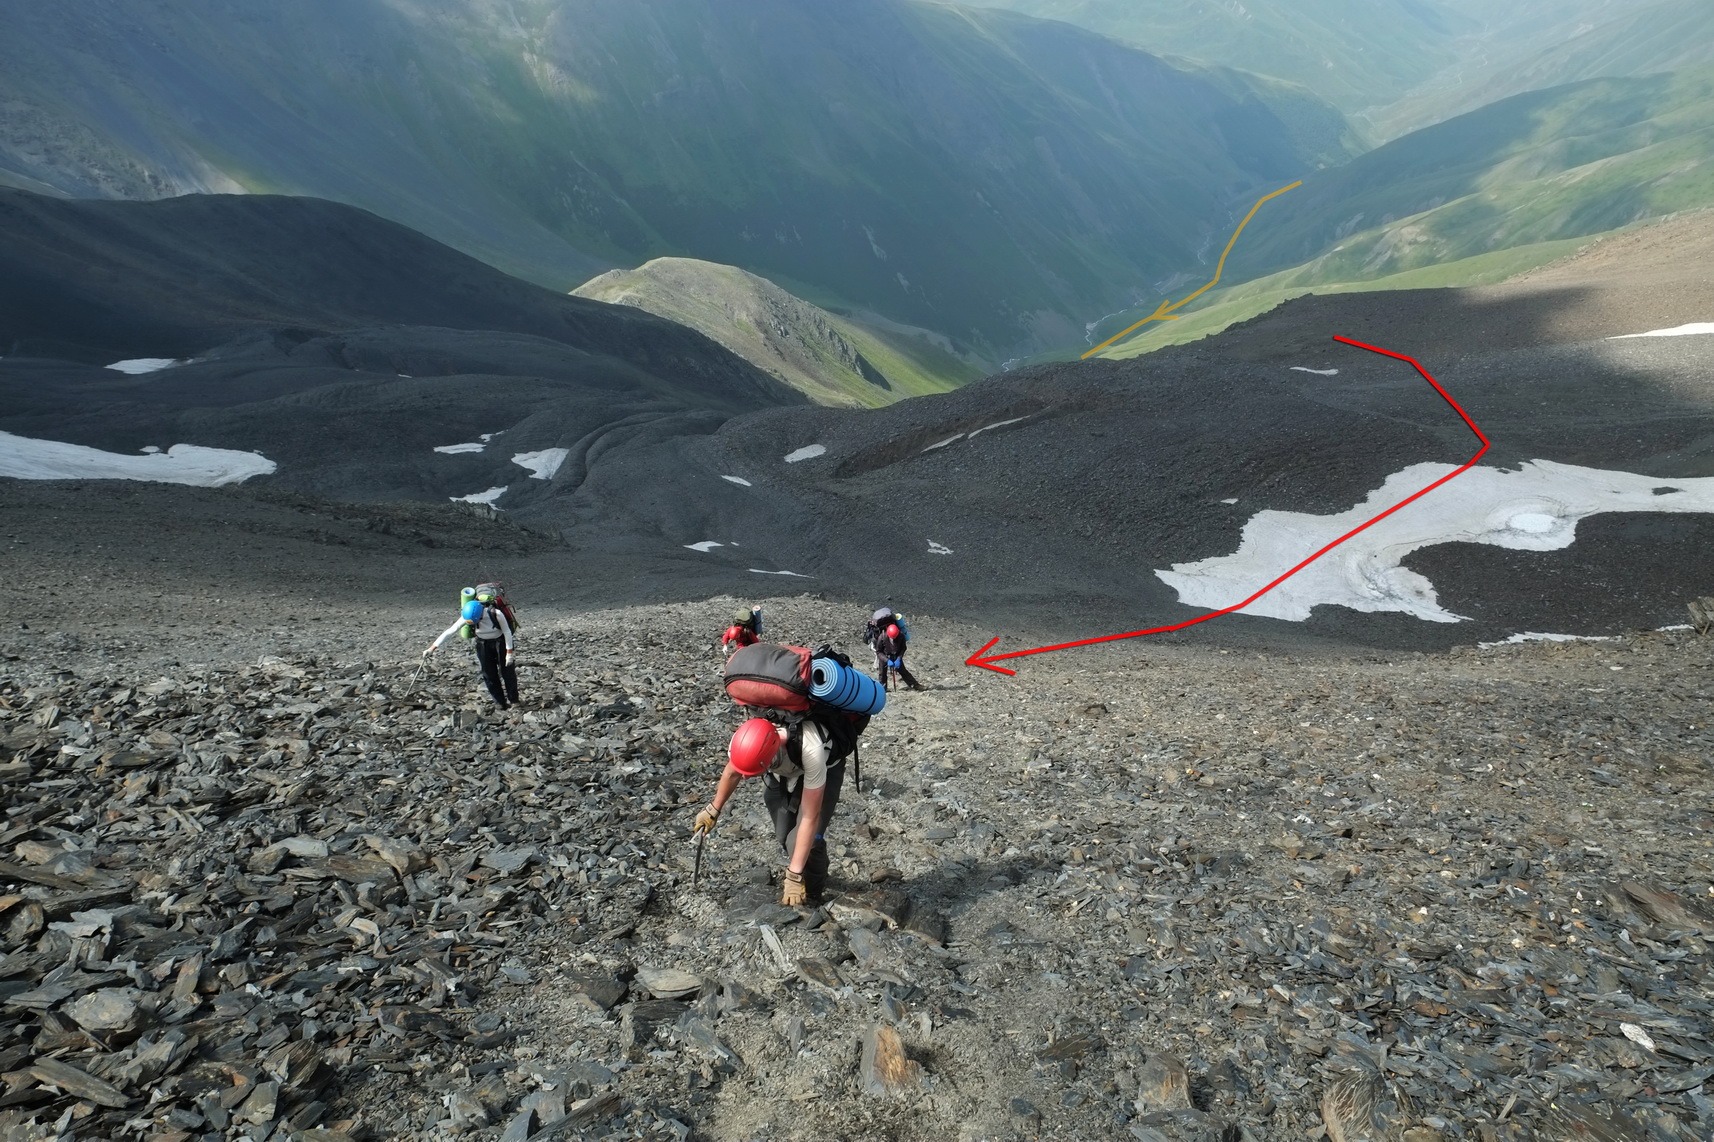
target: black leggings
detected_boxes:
[874,648,920,689]
[762,761,845,896]
[473,638,519,706]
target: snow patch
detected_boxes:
[1220,498,1238,505]
[1156,459,1714,624]
[1608,322,1714,340]
[105,358,183,375]
[968,416,1026,438]
[140,446,161,455]
[721,475,753,486]
[0,432,275,487]
[512,448,568,480]
[1291,366,1339,376]
[479,433,499,442]
[749,569,812,577]
[922,434,965,453]
[784,445,826,463]
[684,541,724,553]
[1478,632,1616,649]
[927,541,953,555]
[434,442,485,455]
[450,486,506,506]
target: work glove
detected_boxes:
[693,805,720,835]
[422,646,436,657]
[780,869,808,907]
[889,658,901,669]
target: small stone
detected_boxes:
[29,1057,131,1109]
[1010,1098,1041,1128]
[480,846,538,875]
[447,1089,490,1132]
[566,971,627,1012]
[237,1080,280,1125]
[64,986,142,1033]
[635,965,703,999]
[1137,1054,1192,1112]
[365,834,428,875]
[797,957,844,988]
[500,1107,536,1142]
[859,1022,924,1096]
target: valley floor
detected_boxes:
[1,489,1711,1141]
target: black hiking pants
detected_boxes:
[874,648,921,690]
[473,637,519,707]
[762,761,845,898]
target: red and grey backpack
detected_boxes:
[723,643,871,784]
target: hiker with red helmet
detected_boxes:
[693,715,847,906]
[873,621,921,691]
[720,604,764,656]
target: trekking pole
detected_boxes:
[692,829,707,889]
[409,656,428,693]
[853,741,862,795]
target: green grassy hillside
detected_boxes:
[1228,66,1714,283]
[573,258,982,408]
[1062,65,1714,362]
[0,0,1353,357]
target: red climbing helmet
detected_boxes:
[885,624,900,640]
[729,718,783,777]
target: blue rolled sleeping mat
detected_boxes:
[809,655,887,716]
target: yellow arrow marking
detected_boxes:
[1080,179,1302,360]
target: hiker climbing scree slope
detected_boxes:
[700,640,879,905]
[866,609,921,691]
[721,604,763,657]
[694,717,847,906]
[425,584,519,710]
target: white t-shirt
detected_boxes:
[767,720,831,791]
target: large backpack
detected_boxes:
[724,642,813,711]
[475,583,520,633]
[724,643,872,788]
[863,609,906,646]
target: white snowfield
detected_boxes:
[433,442,485,454]
[450,486,506,506]
[512,448,568,480]
[1291,366,1338,376]
[684,541,724,552]
[105,358,182,374]
[784,444,826,463]
[0,431,275,486]
[721,475,753,486]
[1608,322,1714,340]
[1158,459,1714,623]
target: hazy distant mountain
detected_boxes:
[1374,0,1714,137]
[958,1,1709,138]
[0,0,1353,357]
[1227,65,1714,284]
[955,0,1471,121]
[575,259,980,409]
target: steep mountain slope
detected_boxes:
[574,259,980,409]
[0,188,802,507]
[0,0,1351,356]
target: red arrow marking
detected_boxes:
[966,335,1491,675]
